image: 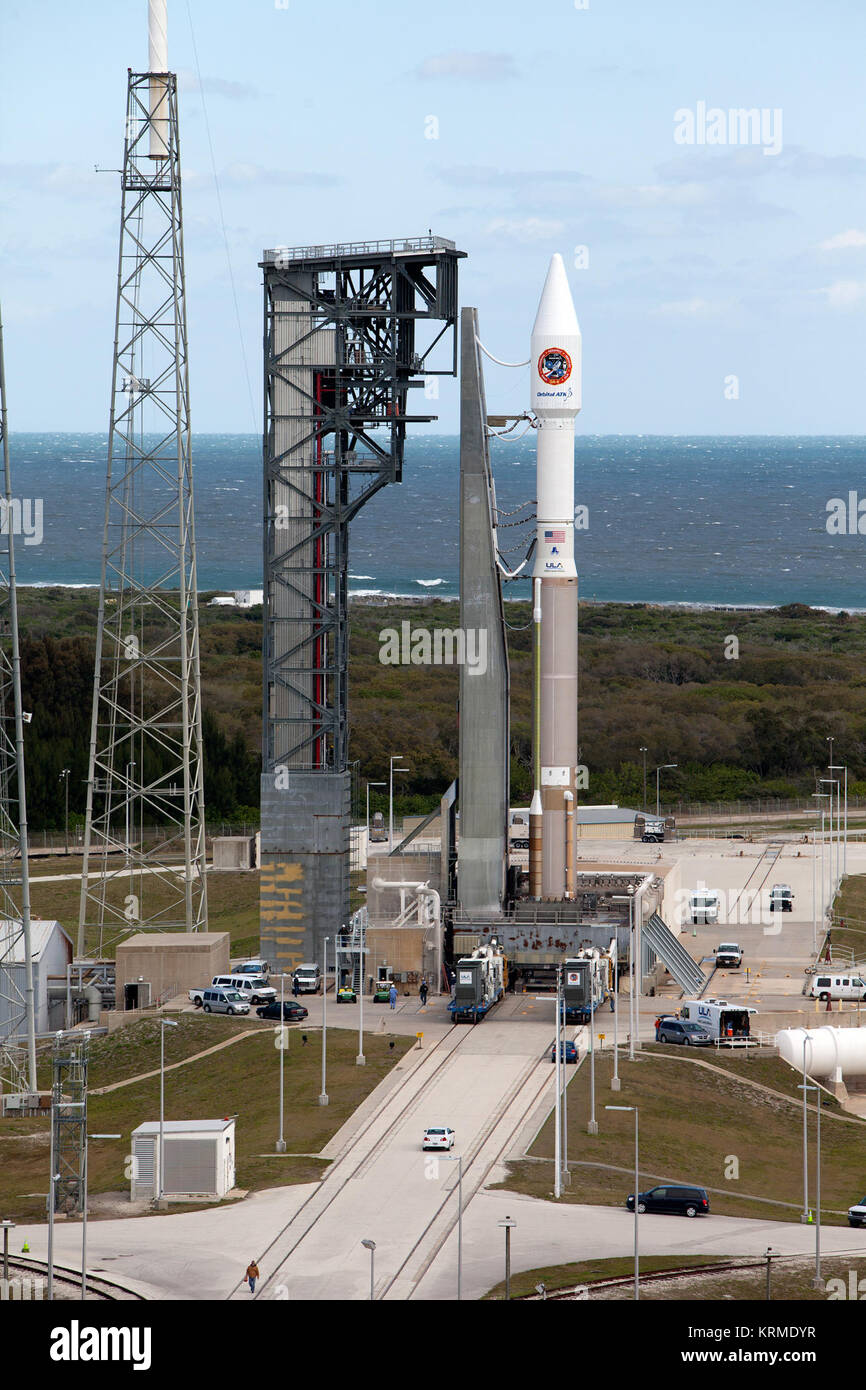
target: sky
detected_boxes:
[1,0,865,434]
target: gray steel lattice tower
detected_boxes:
[260,237,464,973]
[0,307,37,1094]
[78,37,207,957]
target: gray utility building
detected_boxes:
[258,235,464,977]
[130,1118,236,1203]
[0,919,73,1042]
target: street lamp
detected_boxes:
[587,987,597,1135]
[800,1032,812,1223]
[158,1018,178,1205]
[798,1078,824,1289]
[607,1104,640,1300]
[639,747,648,812]
[275,973,289,1153]
[361,1238,376,1301]
[356,913,366,1067]
[366,781,386,859]
[319,936,329,1106]
[829,764,848,879]
[388,755,410,851]
[443,1153,463,1300]
[82,1132,121,1299]
[534,969,566,1197]
[655,764,677,819]
[497,1216,517,1301]
[819,778,839,905]
[59,768,70,855]
[812,794,829,938]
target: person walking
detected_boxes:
[388,983,398,1010]
[246,1259,260,1294]
[292,974,300,998]
[419,980,428,1006]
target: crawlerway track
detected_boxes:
[235,1018,559,1301]
[4,1256,147,1300]
[526,1248,866,1300]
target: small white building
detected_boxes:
[0,919,74,1041]
[130,1118,236,1203]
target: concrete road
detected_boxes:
[413,1189,866,1300]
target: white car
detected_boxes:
[422,1126,455,1151]
[848,1197,866,1229]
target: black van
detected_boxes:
[626,1184,710,1217]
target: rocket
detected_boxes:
[528,255,581,900]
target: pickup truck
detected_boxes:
[714,942,743,969]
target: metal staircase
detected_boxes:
[644,911,706,996]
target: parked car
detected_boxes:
[201,987,250,1017]
[256,1000,308,1021]
[626,1184,710,1217]
[714,943,743,969]
[422,1126,455,1151]
[654,1017,714,1047]
[212,974,276,1006]
[688,890,719,925]
[293,963,321,994]
[550,1040,579,1063]
[336,985,357,1003]
[233,958,271,979]
[769,884,794,912]
[848,1197,866,1228]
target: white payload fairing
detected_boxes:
[528,255,581,900]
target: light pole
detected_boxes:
[276,973,288,1153]
[361,1238,376,1301]
[810,811,818,957]
[319,936,329,1105]
[655,764,677,818]
[555,968,562,1197]
[829,764,848,879]
[498,1216,516,1300]
[587,988,597,1134]
[812,794,828,938]
[1,1220,14,1283]
[607,1104,639,1300]
[639,747,648,812]
[59,768,70,855]
[357,913,366,1067]
[388,755,410,851]
[820,777,839,903]
[798,1078,824,1288]
[82,1132,121,1299]
[366,780,386,860]
[444,1153,463,1300]
[158,1018,178,1205]
[801,1033,811,1223]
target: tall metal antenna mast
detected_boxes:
[78,0,207,958]
[0,305,38,1094]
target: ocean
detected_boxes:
[7,433,866,608]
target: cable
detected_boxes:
[184,0,258,431]
[475,336,530,369]
[487,421,535,441]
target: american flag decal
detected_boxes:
[544,529,565,543]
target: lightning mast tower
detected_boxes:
[78,0,207,957]
[0,307,37,1096]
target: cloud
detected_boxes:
[416,51,517,82]
[219,162,342,188]
[817,279,866,310]
[657,145,866,183]
[484,217,565,243]
[179,72,259,101]
[819,229,866,252]
[437,165,585,189]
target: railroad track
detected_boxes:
[246,1022,477,1299]
[728,841,784,920]
[3,1256,147,1301]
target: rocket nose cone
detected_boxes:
[532,253,580,338]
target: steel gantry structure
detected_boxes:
[0,307,37,1095]
[78,46,207,958]
[259,236,464,973]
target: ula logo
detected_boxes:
[50,1320,152,1371]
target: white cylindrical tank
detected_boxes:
[776,1026,866,1081]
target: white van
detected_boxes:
[293,963,321,994]
[688,890,719,925]
[807,974,866,1003]
[212,974,277,1005]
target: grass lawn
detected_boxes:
[492,1051,866,1223]
[828,875,866,963]
[1,1017,413,1223]
[29,867,262,959]
[484,1254,866,1301]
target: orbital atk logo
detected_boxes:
[538,347,572,385]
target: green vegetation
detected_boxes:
[15,589,866,828]
[828,874,866,962]
[2,1015,413,1222]
[484,1254,866,1301]
[493,1051,865,1222]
